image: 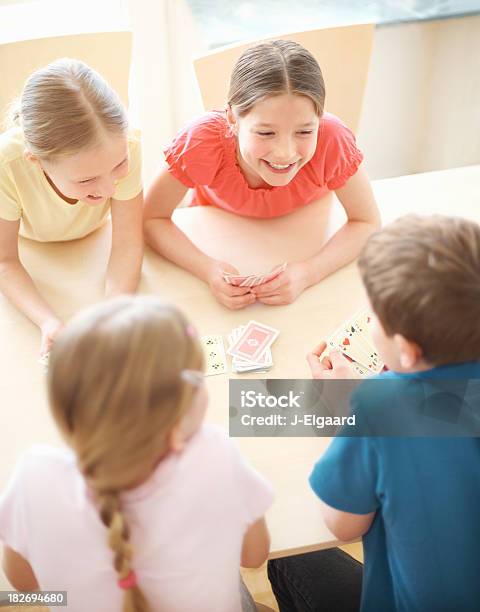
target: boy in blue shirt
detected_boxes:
[268,215,480,611]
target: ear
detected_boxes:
[166,421,187,453]
[225,105,238,134]
[24,150,41,167]
[394,334,423,370]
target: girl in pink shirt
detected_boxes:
[145,39,380,309]
[0,296,273,612]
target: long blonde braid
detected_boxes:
[47,295,204,610]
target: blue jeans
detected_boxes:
[268,549,362,612]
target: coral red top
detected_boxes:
[164,110,363,219]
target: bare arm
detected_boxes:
[306,164,381,286]
[106,191,144,297]
[2,546,38,591]
[0,217,62,353]
[144,169,254,309]
[144,168,219,280]
[255,165,381,305]
[320,500,375,541]
[241,517,271,568]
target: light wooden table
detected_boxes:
[1,165,479,587]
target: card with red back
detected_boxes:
[260,262,287,284]
[227,320,279,362]
[223,262,287,287]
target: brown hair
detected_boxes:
[358,214,480,365]
[47,295,204,611]
[10,58,128,161]
[227,39,325,117]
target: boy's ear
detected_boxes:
[394,334,423,370]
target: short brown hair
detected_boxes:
[358,214,480,365]
[228,39,325,117]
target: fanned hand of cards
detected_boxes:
[223,262,287,288]
[228,320,279,373]
[326,308,385,377]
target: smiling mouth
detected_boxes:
[263,160,298,173]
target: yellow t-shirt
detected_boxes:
[0,127,142,242]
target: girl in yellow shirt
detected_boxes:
[0,59,143,355]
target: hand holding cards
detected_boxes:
[223,262,287,288]
[326,308,384,377]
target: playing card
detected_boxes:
[228,324,274,373]
[223,263,286,288]
[38,352,50,372]
[346,310,382,371]
[327,326,372,368]
[258,262,287,284]
[200,335,228,376]
[227,320,279,362]
[351,308,375,345]
[327,319,383,374]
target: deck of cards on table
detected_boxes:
[200,322,280,375]
[228,321,279,373]
[223,262,287,287]
[326,308,385,377]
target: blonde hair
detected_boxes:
[47,295,204,612]
[11,58,128,161]
[358,214,480,365]
[227,39,325,117]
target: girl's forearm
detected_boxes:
[105,243,143,297]
[0,259,59,328]
[144,218,216,282]
[305,219,378,287]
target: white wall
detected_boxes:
[358,14,480,179]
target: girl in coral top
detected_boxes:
[144,40,380,309]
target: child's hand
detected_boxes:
[307,341,360,379]
[207,261,256,310]
[253,262,309,305]
[40,317,63,356]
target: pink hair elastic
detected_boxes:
[186,324,197,338]
[118,570,137,590]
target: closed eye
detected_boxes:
[257,132,275,137]
[297,130,314,135]
[77,158,128,184]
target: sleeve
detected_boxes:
[226,437,275,527]
[0,161,22,221]
[113,131,143,201]
[309,435,380,515]
[317,115,364,191]
[164,113,225,188]
[0,453,30,557]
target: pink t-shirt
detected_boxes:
[0,425,274,612]
[164,111,363,218]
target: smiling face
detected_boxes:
[229,93,320,188]
[35,132,129,205]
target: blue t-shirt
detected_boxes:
[309,362,480,612]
